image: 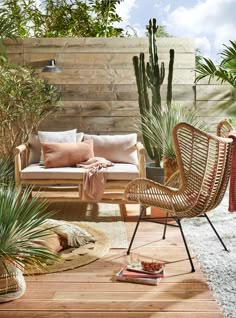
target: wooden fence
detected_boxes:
[5,37,198,134]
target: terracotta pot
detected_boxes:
[150,207,173,220]
[0,261,26,302]
[163,158,178,182]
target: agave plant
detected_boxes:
[136,104,207,180]
[0,187,60,273]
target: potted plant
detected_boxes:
[138,103,207,182]
[132,18,174,183]
[0,186,60,302]
[133,18,207,182]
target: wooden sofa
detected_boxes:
[14,130,146,204]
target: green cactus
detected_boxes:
[133,18,175,165]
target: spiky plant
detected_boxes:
[0,187,60,273]
[0,155,14,186]
[137,104,208,161]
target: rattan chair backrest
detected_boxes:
[173,122,233,216]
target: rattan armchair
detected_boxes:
[124,121,233,272]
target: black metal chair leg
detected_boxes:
[127,205,146,255]
[162,212,169,239]
[176,218,195,272]
[204,213,229,251]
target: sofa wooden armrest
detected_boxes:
[14,140,146,203]
[14,143,29,187]
[136,141,146,178]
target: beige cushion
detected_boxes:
[28,131,84,164]
[42,140,94,168]
[83,133,138,165]
[21,163,139,181]
[28,134,41,164]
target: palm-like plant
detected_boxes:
[0,187,60,273]
[195,40,236,87]
[195,41,236,115]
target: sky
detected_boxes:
[116,0,236,62]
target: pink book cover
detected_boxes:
[115,269,161,286]
[122,263,165,278]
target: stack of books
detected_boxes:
[115,259,164,285]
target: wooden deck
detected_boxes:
[0,204,223,318]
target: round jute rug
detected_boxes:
[25,222,110,275]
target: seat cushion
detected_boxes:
[21,163,139,181]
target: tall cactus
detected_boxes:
[133,18,175,165]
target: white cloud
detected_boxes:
[116,0,139,35]
[162,0,236,61]
[116,0,137,23]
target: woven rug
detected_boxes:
[182,192,236,318]
[48,202,128,249]
[25,222,110,275]
[25,203,128,275]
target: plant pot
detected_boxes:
[150,207,173,221]
[0,261,26,302]
[146,162,164,184]
[163,158,178,183]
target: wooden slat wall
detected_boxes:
[5,37,196,134]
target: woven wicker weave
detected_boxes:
[124,121,234,272]
[124,122,233,218]
[0,261,26,302]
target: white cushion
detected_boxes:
[21,163,139,181]
[83,133,138,165]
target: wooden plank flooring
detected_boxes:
[0,203,223,317]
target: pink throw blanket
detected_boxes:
[77,157,113,201]
[228,131,236,212]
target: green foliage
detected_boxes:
[155,25,170,38]
[195,40,236,115]
[0,156,14,186]
[0,187,60,272]
[0,63,61,159]
[133,18,174,165]
[0,0,125,38]
[0,14,19,63]
[89,0,124,37]
[145,23,170,38]
[195,40,236,86]
[0,14,18,38]
[138,104,207,160]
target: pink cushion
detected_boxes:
[42,140,94,168]
[28,131,84,164]
[36,231,63,253]
[83,133,138,165]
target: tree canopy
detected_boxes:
[0,0,125,37]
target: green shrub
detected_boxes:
[0,63,61,159]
